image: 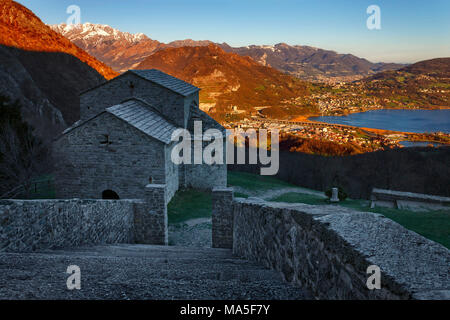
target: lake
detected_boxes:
[309,109,450,133]
[399,141,446,147]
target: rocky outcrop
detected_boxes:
[0,45,106,132]
[0,1,118,80]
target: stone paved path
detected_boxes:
[169,219,212,247]
[0,244,312,300]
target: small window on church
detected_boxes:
[100,134,112,146]
[149,177,153,184]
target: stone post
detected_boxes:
[134,184,168,245]
[212,187,234,249]
[330,187,340,202]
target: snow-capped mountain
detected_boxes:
[50,23,164,72]
[50,23,149,47]
[50,23,212,72]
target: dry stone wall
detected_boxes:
[212,187,234,249]
[133,184,168,245]
[226,198,450,300]
[0,193,169,252]
[0,199,139,252]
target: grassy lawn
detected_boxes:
[228,171,295,191]
[11,175,56,199]
[28,175,56,199]
[234,192,250,198]
[167,189,212,224]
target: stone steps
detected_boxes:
[0,244,313,300]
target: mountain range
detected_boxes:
[50,23,404,82]
[358,57,450,107]
[0,0,447,139]
[136,44,311,122]
[220,43,405,83]
[50,23,215,73]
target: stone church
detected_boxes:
[54,69,227,203]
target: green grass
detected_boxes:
[234,192,249,198]
[16,175,56,199]
[269,192,327,205]
[227,171,295,191]
[429,82,450,89]
[167,189,212,224]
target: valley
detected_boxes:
[1,3,448,156]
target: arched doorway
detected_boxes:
[102,190,120,199]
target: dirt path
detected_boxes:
[232,186,326,200]
[169,218,212,248]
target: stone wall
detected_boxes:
[185,163,227,190]
[134,184,168,245]
[183,138,228,190]
[229,199,450,300]
[211,187,234,249]
[0,195,169,252]
[0,199,141,252]
[165,143,180,202]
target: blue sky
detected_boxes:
[17,0,450,63]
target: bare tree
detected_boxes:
[0,122,52,199]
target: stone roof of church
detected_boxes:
[129,69,200,97]
[60,99,179,144]
[106,99,178,144]
[80,69,200,97]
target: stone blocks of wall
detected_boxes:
[232,199,450,300]
[134,184,168,245]
[80,73,188,127]
[0,199,138,253]
[212,187,234,249]
[185,163,227,190]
